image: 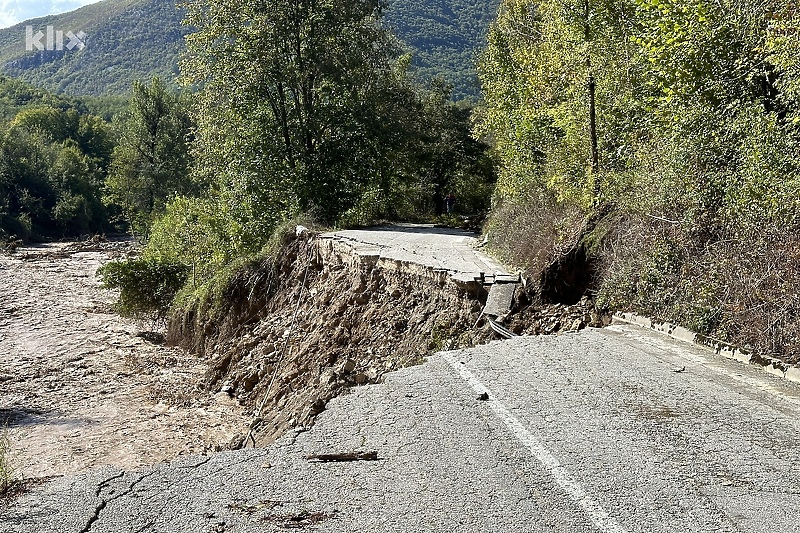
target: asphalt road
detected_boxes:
[322,225,510,282]
[4,323,800,532]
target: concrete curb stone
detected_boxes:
[613,311,800,385]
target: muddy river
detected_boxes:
[0,242,249,481]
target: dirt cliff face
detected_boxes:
[168,231,494,448]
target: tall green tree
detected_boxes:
[477,0,643,207]
[107,77,194,237]
[182,0,423,245]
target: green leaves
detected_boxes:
[106,77,194,237]
[0,92,112,239]
[98,257,190,320]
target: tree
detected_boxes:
[407,80,496,216]
[106,77,194,237]
[181,0,424,242]
[477,0,643,207]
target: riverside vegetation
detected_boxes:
[2,0,800,408]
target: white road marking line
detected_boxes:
[443,353,629,533]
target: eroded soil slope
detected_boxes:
[169,229,606,448]
[169,231,498,448]
[0,242,250,480]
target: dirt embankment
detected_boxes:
[168,230,605,448]
[168,231,491,447]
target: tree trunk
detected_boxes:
[588,73,598,176]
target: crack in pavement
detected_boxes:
[80,471,158,532]
[94,471,124,497]
[176,456,213,470]
[132,520,157,533]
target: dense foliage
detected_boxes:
[479,0,800,361]
[0,76,114,240]
[98,257,190,320]
[106,77,195,237]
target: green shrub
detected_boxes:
[98,257,189,320]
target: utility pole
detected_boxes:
[584,0,600,199]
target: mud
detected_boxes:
[0,242,250,481]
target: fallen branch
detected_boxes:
[305,451,378,462]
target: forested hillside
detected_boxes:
[384,0,498,100]
[0,0,186,96]
[0,0,495,99]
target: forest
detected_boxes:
[479,0,800,362]
[2,0,799,363]
[0,76,117,241]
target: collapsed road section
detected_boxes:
[167,224,509,448]
[165,223,609,449]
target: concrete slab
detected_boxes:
[322,225,512,285]
[484,282,517,317]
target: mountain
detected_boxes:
[0,0,186,96]
[0,0,497,100]
[384,0,499,100]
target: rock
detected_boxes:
[229,433,246,450]
[354,373,368,385]
[308,398,326,415]
[570,319,585,331]
[320,368,337,384]
[341,359,356,374]
[214,391,237,407]
[544,320,561,334]
[353,292,370,305]
[259,364,274,379]
[241,369,260,392]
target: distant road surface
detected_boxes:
[4,321,800,532]
[323,224,511,282]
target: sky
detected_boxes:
[0,0,103,29]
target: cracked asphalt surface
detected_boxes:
[4,324,800,532]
